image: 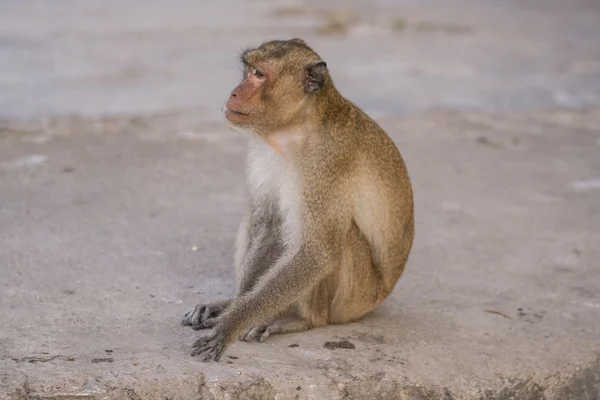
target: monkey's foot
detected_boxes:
[181,300,230,330]
[240,324,274,343]
[240,318,309,343]
[191,329,227,362]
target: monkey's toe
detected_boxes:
[258,328,272,342]
[241,325,272,343]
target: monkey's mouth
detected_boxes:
[225,107,249,117]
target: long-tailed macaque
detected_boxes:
[182,38,414,361]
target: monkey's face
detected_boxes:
[223,64,273,129]
[224,39,328,136]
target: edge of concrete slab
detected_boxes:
[1,353,598,399]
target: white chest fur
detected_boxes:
[246,138,303,250]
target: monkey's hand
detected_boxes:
[191,328,228,362]
[181,300,229,330]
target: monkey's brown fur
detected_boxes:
[182,38,414,361]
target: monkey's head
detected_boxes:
[224,38,329,135]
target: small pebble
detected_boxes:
[91,358,114,363]
[323,340,355,350]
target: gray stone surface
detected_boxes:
[1,109,599,399]
[1,0,600,399]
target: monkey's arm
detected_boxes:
[229,242,334,329]
[191,225,336,361]
[234,205,284,296]
[182,205,281,330]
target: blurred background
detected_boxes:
[2,0,600,120]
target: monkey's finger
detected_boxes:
[201,306,213,323]
[210,350,223,362]
[192,333,216,348]
[183,313,195,327]
[181,314,194,326]
[192,345,210,355]
[202,345,224,362]
[192,339,211,349]
[189,306,206,326]
[192,343,215,357]
[193,333,220,349]
[183,306,200,319]
[192,347,208,357]
[181,310,193,325]
[202,348,218,362]
[191,340,213,355]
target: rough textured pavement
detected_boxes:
[1,0,600,399]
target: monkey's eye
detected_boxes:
[253,68,265,78]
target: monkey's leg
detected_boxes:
[181,299,231,330]
[328,221,389,324]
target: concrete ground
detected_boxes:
[1,0,600,399]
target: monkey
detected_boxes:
[181,38,415,362]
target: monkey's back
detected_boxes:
[300,101,415,324]
[355,111,414,305]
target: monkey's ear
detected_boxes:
[305,61,327,93]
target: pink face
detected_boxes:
[224,66,268,126]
